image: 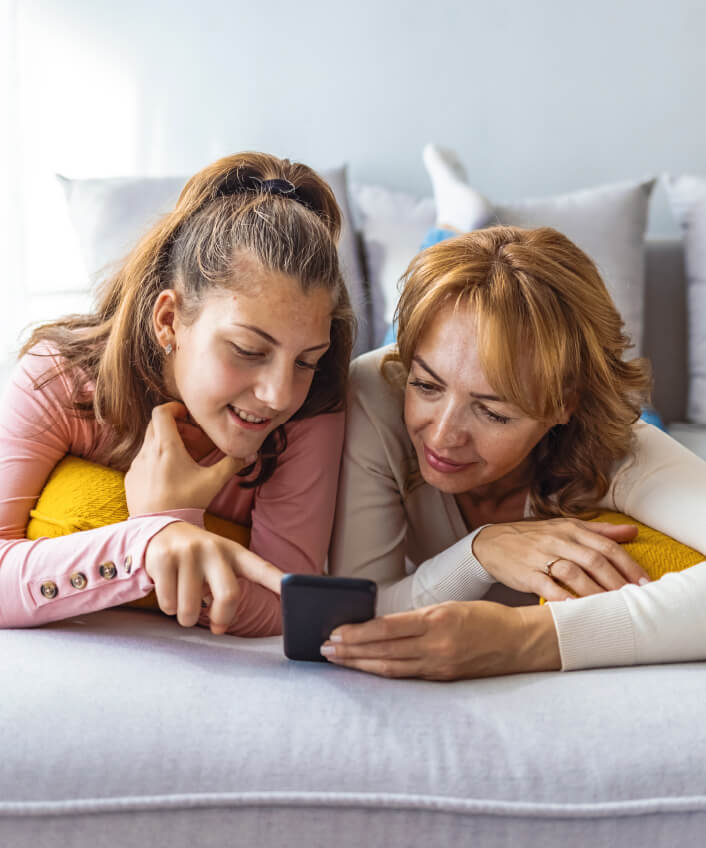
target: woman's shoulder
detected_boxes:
[349,344,405,412]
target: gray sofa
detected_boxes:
[1,228,704,844]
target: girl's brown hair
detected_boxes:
[22,152,356,484]
[386,225,651,517]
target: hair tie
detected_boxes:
[216,175,311,209]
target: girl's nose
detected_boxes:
[254,364,293,413]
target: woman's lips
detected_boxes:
[423,444,473,474]
[227,405,271,432]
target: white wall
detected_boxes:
[4,0,706,354]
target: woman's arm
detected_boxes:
[548,560,706,669]
[605,420,706,554]
[329,352,495,614]
[0,351,183,627]
[321,561,706,678]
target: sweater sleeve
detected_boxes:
[0,351,183,628]
[548,422,706,669]
[601,421,706,554]
[213,411,345,638]
[548,560,706,670]
[329,350,494,614]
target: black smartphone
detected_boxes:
[281,574,377,662]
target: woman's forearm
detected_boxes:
[512,604,562,673]
[548,560,706,670]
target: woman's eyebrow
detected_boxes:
[413,355,446,385]
[413,355,504,401]
[235,323,330,352]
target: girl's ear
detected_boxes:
[152,290,179,350]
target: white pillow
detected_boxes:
[350,183,435,346]
[352,178,655,354]
[58,165,372,355]
[664,174,706,425]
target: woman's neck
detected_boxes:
[454,460,533,528]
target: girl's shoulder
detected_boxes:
[11,342,93,406]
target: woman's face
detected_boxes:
[159,258,333,459]
[403,303,564,496]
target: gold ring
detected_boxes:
[544,557,561,576]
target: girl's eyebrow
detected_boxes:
[412,355,504,402]
[235,323,330,352]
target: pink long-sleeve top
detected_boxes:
[0,347,344,636]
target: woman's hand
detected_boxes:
[126,402,256,515]
[144,522,283,634]
[473,518,649,601]
[320,601,560,680]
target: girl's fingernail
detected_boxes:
[320,644,336,657]
[638,578,650,586]
[329,632,343,642]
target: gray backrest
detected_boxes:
[644,238,687,425]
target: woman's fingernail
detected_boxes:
[320,644,336,657]
[329,632,343,642]
[638,578,650,586]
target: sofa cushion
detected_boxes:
[352,179,655,354]
[664,175,706,425]
[2,609,705,848]
[58,165,372,354]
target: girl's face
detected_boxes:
[157,258,333,459]
[403,303,567,497]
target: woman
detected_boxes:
[327,225,706,677]
[0,152,354,637]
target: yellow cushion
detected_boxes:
[26,455,250,611]
[539,511,704,602]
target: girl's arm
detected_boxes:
[215,411,346,638]
[0,351,183,627]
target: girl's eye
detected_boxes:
[232,344,264,360]
[409,379,440,395]
[295,359,318,372]
[482,407,510,425]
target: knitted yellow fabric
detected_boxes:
[26,455,250,611]
[538,511,704,603]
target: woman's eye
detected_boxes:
[409,379,440,395]
[482,407,510,425]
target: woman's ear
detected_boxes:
[557,390,579,425]
[152,290,179,351]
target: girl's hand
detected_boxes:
[473,518,649,601]
[144,522,283,634]
[320,601,560,680]
[126,402,256,515]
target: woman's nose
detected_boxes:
[431,405,469,449]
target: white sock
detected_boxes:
[423,143,495,232]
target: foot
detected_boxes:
[422,143,494,232]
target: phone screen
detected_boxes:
[281,574,377,662]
